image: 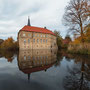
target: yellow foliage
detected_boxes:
[0,37,18,50]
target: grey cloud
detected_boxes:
[0,0,70,40]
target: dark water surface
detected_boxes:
[0,50,90,90]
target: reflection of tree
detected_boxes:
[0,50,17,62]
[59,49,74,62]
[54,51,63,67]
[63,55,90,90]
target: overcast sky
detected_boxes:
[0,0,70,40]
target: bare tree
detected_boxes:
[63,0,90,42]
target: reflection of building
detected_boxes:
[18,17,57,50]
[17,49,57,80]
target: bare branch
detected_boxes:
[63,0,89,39]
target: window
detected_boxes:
[23,33,26,36]
[28,39,30,43]
[43,39,45,43]
[37,56,39,60]
[46,35,48,38]
[40,39,42,43]
[33,34,35,37]
[41,56,42,60]
[33,57,35,60]
[37,39,39,43]
[28,34,31,37]
[46,39,47,43]
[24,39,26,44]
[41,34,42,37]
[24,56,26,60]
[43,35,45,37]
[28,56,30,60]
[46,56,48,59]
[33,39,35,43]
[37,34,39,37]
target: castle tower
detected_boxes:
[27,16,31,26]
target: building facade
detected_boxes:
[18,18,57,50]
[17,49,57,80]
[18,49,57,72]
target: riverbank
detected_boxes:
[0,37,19,51]
[68,43,90,55]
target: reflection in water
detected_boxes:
[18,49,57,81]
[0,50,17,62]
[0,49,90,90]
[62,54,90,90]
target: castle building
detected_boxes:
[18,17,57,50]
[18,49,57,80]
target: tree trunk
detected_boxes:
[80,20,84,43]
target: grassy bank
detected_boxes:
[68,43,90,55]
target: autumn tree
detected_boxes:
[65,35,72,42]
[0,37,18,50]
[54,30,62,49]
[63,0,90,42]
[84,24,90,42]
[0,39,4,44]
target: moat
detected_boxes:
[0,50,90,90]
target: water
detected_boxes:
[0,50,90,90]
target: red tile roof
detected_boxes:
[19,63,53,74]
[20,25,56,36]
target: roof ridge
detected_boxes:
[21,25,56,36]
